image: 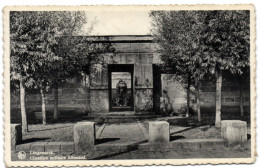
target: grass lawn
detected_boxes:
[170,125,221,139]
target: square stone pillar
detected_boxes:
[221,120,247,146]
[74,122,96,152]
[149,121,170,144]
[11,124,22,151]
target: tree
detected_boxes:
[199,11,250,127]
[10,11,115,125]
[150,11,249,126]
[150,11,207,120]
[10,12,35,133]
[10,11,87,124]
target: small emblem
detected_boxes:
[17,151,26,160]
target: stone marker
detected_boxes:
[221,120,247,146]
[149,121,170,144]
[74,122,96,152]
[11,124,22,151]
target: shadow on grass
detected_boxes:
[19,138,50,144]
[170,124,203,136]
[95,138,120,145]
[170,135,185,141]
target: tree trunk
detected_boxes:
[53,85,59,121]
[20,79,28,133]
[85,74,90,114]
[215,70,222,127]
[240,82,244,117]
[196,81,201,122]
[186,77,191,117]
[40,88,47,125]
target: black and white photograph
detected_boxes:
[4,5,256,167]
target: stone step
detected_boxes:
[82,115,160,123]
[16,138,227,153]
[16,142,75,153]
[87,111,156,116]
[138,138,227,151]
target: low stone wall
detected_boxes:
[138,139,227,151]
[16,142,75,153]
[13,121,247,153]
[161,72,250,114]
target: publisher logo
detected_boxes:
[17,151,26,160]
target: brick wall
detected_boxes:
[11,76,88,123]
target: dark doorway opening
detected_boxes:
[108,64,134,112]
[153,65,162,115]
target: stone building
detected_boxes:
[88,35,159,115]
[11,35,250,122]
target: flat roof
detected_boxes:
[63,35,154,43]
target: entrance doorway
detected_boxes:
[108,64,134,111]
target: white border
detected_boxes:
[1,0,255,167]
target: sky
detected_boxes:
[83,11,151,35]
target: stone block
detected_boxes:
[149,121,169,145]
[221,120,247,146]
[31,142,48,152]
[16,143,32,152]
[74,122,96,152]
[45,142,61,152]
[11,124,22,150]
[61,142,75,152]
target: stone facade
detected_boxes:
[89,36,156,115]
[10,35,251,121]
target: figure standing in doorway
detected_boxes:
[116,79,128,106]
